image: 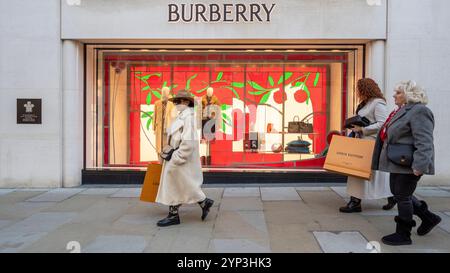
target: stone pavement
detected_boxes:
[1,185,450,253]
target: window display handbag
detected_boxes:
[387,143,415,167]
[288,115,314,133]
[344,115,371,129]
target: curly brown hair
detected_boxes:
[356,78,386,102]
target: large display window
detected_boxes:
[85,46,364,171]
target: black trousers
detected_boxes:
[390,173,423,222]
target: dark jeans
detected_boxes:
[390,173,423,222]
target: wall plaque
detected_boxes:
[17,99,42,124]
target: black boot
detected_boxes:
[339,196,362,213]
[382,197,397,211]
[414,200,442,236]
[382,216,416,246]
[198,198,214,221]
[157,205,181,227]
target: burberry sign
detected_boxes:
[168,3,276,23]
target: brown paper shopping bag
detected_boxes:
[140,163,162,203]
[324,135,376,180]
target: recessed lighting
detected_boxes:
[185,49,193,52]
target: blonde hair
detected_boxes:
[395,80,429,105]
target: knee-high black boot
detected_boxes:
[414,200,442,236]
[382,216,416,246]
[157,205,181,227]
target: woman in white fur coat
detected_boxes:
[156,90,214,227]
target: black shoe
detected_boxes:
[157,214,180,227]
[157,205,181,227]
[339,197,362,213]
[414,200,442,236]
[200,198,214,221]
[382,216,416,246]
[382,197,397,211]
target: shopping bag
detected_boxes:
[140,163,162,203]
[324,135,375,180]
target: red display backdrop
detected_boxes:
[101,53,348,169]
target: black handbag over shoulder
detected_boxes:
[387,143,415,167]
[344,116,371,129]
[160,128,183,161]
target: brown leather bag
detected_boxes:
[288,115,313,133]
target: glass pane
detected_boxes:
[90,49,361,170]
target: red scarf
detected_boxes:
[380,107,401,142]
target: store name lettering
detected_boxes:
[168,3,276,23]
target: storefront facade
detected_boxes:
[1,0,449,187]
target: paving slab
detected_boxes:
[213,211,268,240]
[26,189,86,202]
[0,189,15,196]
[168,227,213,253]
[223,188,260,198]
[83,235,148,253]
[330,187,349,199]
[0,191,48,204]
[266,224,322,253]
[43,195,104,213]
[209,239,270,253]
[219,197,263,211]
[144,227,181,253]
[435,212,450,233]
[0,212,76,253]
[0,202,58,221]
[70,198,137,225]
[78,188,121,196]
[415,188,450,198]
[260,187,302,201]
[295,187,330,192]
[110,188,142,198]
[0,220,13,230]
[313,231,371,253]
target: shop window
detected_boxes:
[86,48,363,170]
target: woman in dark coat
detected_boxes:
[372,81,441,246]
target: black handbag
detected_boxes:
[387,144,415,167]
[344,115,371,129]
[159,128,182,161]
[160,145,178,161]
